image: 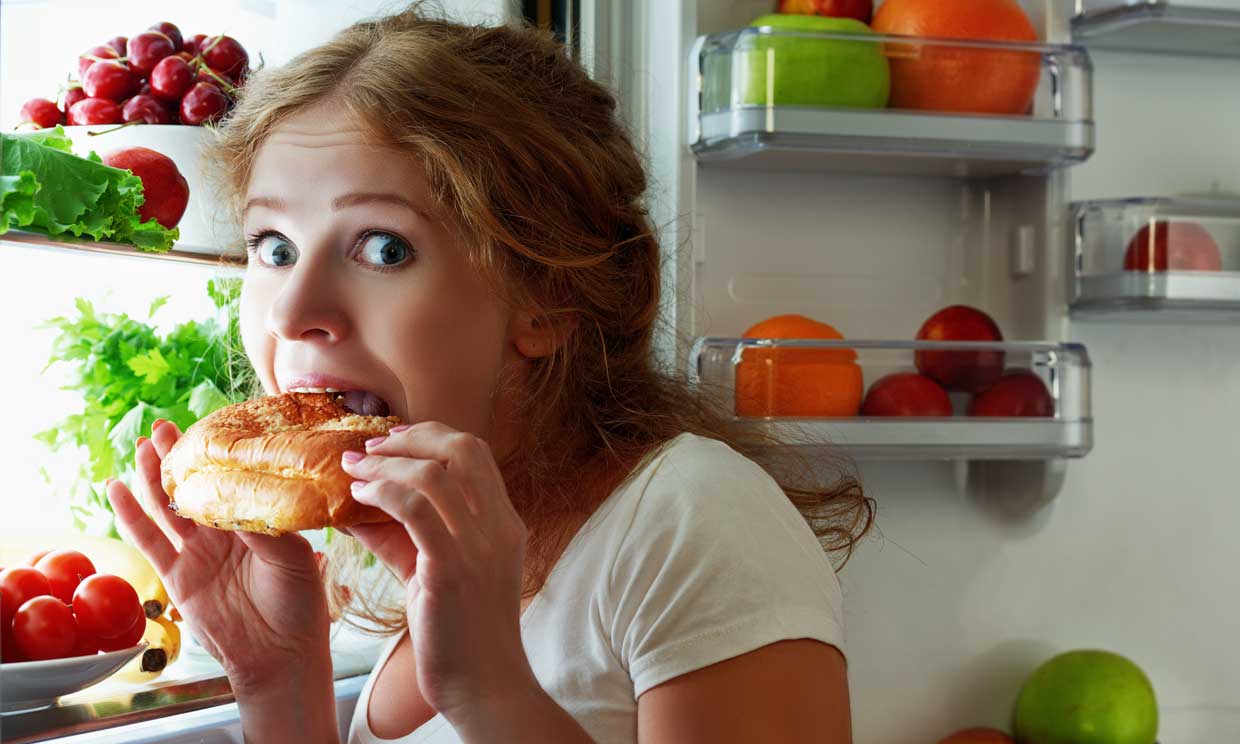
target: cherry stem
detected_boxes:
[86,121,141,136]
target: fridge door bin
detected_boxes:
[1070,196,1240,318]
[1072,2,1240,59]
[688,28,1094,177]
[689,338,1092,461]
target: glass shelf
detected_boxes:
[1073,2,1240,58]
[689,27,1094,177]
[1071,196,1240,318]
[690,338,1092,460]
[2,230,245,269]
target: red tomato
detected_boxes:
[1,567,52,627]
[73,574,141,640]
[1123,220,1222,272]
[68,629,101,657]
[13,596,78,661]
[35,550,97,604]
[969,371,1054,417]
[97,612,145,651]
[23,549,52,567]
[3,622,25,663]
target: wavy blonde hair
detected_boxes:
[206,2,874,633]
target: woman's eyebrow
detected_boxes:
[332,192,429,220]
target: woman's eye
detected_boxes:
[357,232,412,268]
[252,234,299,267]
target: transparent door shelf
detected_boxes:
[690,338,1092,461]
[1071,196,1240,317]
[2,229,245,269]
[1073,2,1240,58]
[689,28,1094,178]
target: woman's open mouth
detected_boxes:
[286,387,392,417]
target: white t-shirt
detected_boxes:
[347,432,845,744]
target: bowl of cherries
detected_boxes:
[18,21,251,130]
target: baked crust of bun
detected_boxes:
[160,392,402,535]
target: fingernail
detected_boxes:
[350,480,364,494]
[136,436,149,448]
[151,419,168,433]
[342,451,364,464]
[389,424,412,433]
[365,436,387,448]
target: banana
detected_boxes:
[0,531,170,618]
[114,617,182,683]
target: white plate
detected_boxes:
[0,642,148,713]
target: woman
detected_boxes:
[107,6,873,742]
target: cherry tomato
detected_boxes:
[3,622,25,663]
[1,567,52,627]
[73,574,141,640]
[13,596,78,661]
[97,612,145,652]
[36,550,96,604]
[23,549,51,567]
[68,629,100,657]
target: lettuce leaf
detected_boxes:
[1,129,178,252]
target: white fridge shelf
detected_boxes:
[689,27,1095,178]
[1072,2,1240,58]
[2,230,245,269]
[690,338,1093,461]
[1071,196,1240,318]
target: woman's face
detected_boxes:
[239,101,534,458]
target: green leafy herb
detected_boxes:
[1,126,178,252]
[37,277,259,535]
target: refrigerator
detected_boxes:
[2,0,1239,741]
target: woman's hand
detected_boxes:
[342,422,538,723]
[106,419,333,693]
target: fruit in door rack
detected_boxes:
[1123,220,1222,272]
[777,0,873,24]
[937,728,1014,744]
[872,0,1041,115]
[737,14,890,109]
[914,305,1005,393]
[1014,650,1158,744]
[860,372,952,416]
[735,314,864,418]
[968,371,1053,418]
[102,147,190,229]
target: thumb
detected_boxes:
[236,530,317,572]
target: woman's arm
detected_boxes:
[232,643,340,744]
[637,639,852,743]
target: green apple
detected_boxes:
[1014,650,1158,744]
[735,14,889,109]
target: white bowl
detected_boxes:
[0,642,148,713]
[59,124,240,257]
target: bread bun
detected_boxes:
[161,392,402,535]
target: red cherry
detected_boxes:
[105,36,128,56]
[184,33,207,56]
[128,31,175,77]
[63,87,88,110]
[102,147,191,229]
[201,35,249,77]
[83,60,137,102]
[179,81,229,125]
[173,50,194,63]
[68,97,123,125]
[122,94,172,124]
[150,56,194,101]
[78,45,119,79]
[20,98,63,129]
[149,22,184,52]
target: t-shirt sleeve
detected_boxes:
[603,437,846,698]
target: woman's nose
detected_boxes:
[265,256,351,344]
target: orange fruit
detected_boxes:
[872,0,1040,115]
[735,314,863,418]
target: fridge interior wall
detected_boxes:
[641,0,1240,739]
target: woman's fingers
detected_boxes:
[149,418,181,459]
[106,479,178,574]
[352,480,457,577]
[342,453,476,539]
[134,438,198,543]
[347,522,418,582]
